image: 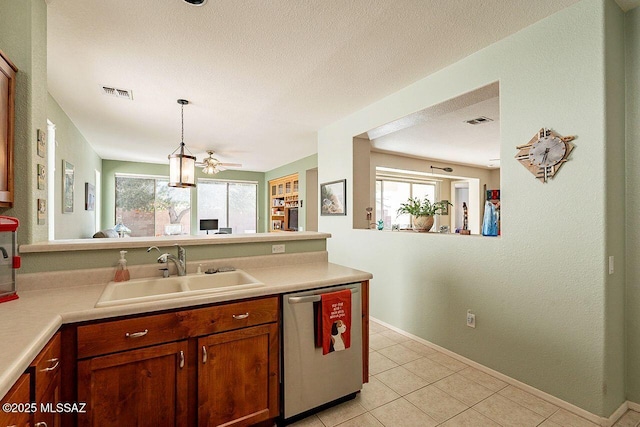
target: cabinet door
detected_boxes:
[0,373,30,427]
[78,341,188,427]
[198,323,279,427]
[0,52,16,207]
[34,373,60,427]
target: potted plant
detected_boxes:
[397,197,451,232]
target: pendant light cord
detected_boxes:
[181,103,185,147]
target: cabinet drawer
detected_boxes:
[189,297,279,336]
[77,311,191,359]
[77,297,279,358]
[31,332,61,399]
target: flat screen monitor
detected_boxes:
[200,219,218,234]
[287,208,298,231]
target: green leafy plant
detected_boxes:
[397,197,451,217]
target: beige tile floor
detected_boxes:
[290,319,640,427]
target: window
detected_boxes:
[197,179,257,234]
[115,175,191,237]
[376,176,438,230]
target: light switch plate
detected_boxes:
[272,244,285,254]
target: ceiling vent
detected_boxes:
[101,85,133,100]
[464,116,493,125]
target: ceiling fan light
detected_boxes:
[202,163,218,174]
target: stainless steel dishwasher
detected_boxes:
[282,282,363,421]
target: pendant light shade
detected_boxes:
[168,99,196,188]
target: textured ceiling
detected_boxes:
[370,83,500,168]
[47,0,580,172]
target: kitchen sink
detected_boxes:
[95,277,188,307]
[185,270,264,292]
[95,270,265,307]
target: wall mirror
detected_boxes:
[352,82,500,235]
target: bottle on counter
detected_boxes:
[114,250,130,282]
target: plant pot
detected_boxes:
[411,215,434,232]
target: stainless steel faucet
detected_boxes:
[147,245,187,277]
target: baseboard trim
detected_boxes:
[370,317,631,427]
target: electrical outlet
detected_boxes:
[609,256,614,275]
[272,244,285,254]
[466,310,476,328]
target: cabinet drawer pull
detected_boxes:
[125,329,149,338]
[232,312,249,320]
[179,351,184,369]
[40,357,60,372]
[35,422,48,427]
[202,345,207,364]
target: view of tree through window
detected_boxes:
[197,180,257,234]
[115,175,191,237]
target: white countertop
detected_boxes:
[0,261,372,399]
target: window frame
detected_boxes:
[375,174,440,230]
[114,173,193,237]
[196,177,259,234]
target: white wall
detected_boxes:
[318,0,620,416]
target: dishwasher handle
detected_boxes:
[287,286,359,304]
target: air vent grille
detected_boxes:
[464,116,493,125]
[101,85,133,100]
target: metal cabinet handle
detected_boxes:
[202,346,207,364]
[35,422,48,427]
[125,329,149,338]
[179,351,184,369]
[40,357,60,372]
[232,312,249,320]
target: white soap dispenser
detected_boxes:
[114,250,130,282]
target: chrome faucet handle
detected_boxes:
[157,254,170,263]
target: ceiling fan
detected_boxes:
[196,150,242,175]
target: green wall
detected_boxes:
[101,160,267,234]
[318,0,622,416]
[19,239,326,274]
[603,0,626,413]
[264,154,318,232]
[625,6,640,405]
[48,94,102,239]
[0,0,48,244]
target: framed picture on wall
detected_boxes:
[37,199,46,225]
[320,179,346,216]
[37,164,45,190]
[37,129,46,158]
[85,182,95,211]
[63,160,74,213]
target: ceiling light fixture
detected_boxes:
[430,166,453,173]
[168,99,196,188]
[197,150,243,175]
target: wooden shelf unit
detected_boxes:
[269,173,299,232]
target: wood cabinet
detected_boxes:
[269,173,299,232]
[78,342,188,427]
[74,296,279,427]
[0,333,61,427]
[0,373,30,427]
[31,332,62,427]
[198,323,279,427]
[0,50,17,207]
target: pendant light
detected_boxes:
[168,99,196,188]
